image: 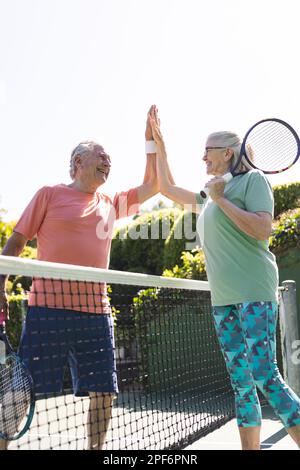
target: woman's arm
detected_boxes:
[217,198,272,240]
[149,106,201,213]
[156,145,200,211]
[205,177,273,240]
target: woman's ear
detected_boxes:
[224,149,234,162]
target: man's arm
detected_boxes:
[136,106,159,204]
[136,154,159,203]
[156,142,200,212]
[149,106,201,213]
[0,231,28,284]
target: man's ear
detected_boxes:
[74,155,82,170]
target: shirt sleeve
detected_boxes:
[113,188,140,220]
[14,186,52,240]
[244,171,274,216]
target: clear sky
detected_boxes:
[1,0,300,221]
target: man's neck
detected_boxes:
[68,180,99,194]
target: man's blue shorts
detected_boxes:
[18,307,119,397]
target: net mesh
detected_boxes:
[0,256,284,450]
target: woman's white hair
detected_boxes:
[69,141,96,179]
[206,131,253,173]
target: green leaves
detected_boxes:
[163,248,207,281]
[270,208,300,255]
[274,183,300,218]
[110,208,182,275]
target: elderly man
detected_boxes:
[0,109,158,450]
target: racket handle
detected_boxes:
[200,187,210,199]
[199,172,233,199]
[222,172,233,183]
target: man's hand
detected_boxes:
[145,105,155,141]
[0,290,9,325]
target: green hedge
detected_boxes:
[163,249,207,281]
[0,219,14,249]
[274,183,300,218]
[6,294,26,350]
[163,211,199,270]
[270,208,300,256]
[110,208,182,275]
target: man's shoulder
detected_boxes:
[36,184,63,192]
[32,184,71,203]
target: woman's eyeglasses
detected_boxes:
[204,147,226,156]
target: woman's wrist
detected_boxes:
[157,142,167,157]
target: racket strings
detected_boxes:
[0,357,32,438]
[245,121,299,172]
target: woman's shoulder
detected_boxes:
[245,169,265,178]
[244,169,273,192]
[244,169,271,183]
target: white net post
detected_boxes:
[279,280,300,397]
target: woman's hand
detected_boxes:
[204,177,226,202]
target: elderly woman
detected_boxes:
[149,106,300,450]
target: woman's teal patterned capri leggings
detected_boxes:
[212,301,300,428]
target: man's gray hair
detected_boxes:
[69,141,96,179]
[206,131,253,173]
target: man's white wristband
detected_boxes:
[145,140,157,154]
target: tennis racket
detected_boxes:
[0,324,35,440]
[200,118,300,198]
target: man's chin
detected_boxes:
[96,175,108,184]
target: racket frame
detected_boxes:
[239,118,300,175]
[0,326,35,441]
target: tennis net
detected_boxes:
[0,255,236,450]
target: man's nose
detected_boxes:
[102,158,111,167]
